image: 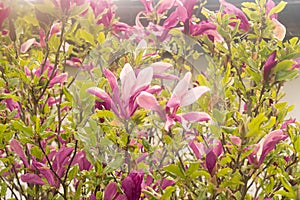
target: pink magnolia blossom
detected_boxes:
[24,60,68,88]
[247,130,288,168]
[87,63,165,120]
[137,72,210,131]
[90,0,115,26]
[189,137,223,175]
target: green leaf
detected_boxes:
[161,186,176,199]
[164,164,185,178]
[246,113,268,137]
[97,32,106,44]
[186,162,200,176]
[11,120,34,137]
[30,146,43,160]
[78,29,96,46]
[268,1,287,17]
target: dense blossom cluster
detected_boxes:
[0,0,300,199]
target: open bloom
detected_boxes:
[137,72,210,131]
[88,63,157,120]
[90,0,115,26]
[247,130,288,168]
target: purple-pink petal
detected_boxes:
[206,150,217,175]
[122,171,144,200]
[259,130,288,165]
[263,51,278,81]
[104,182,118,200]
[10,139,29,167]
[20,38,37,53]
[21,173,44,185]
[49,73,68,87]
[180,86,210,107]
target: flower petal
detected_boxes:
[20,38,37,53]
[120,63,137,102]
[181,112,211,122]
[21,173,44,185]
[180,86,209,107]
[49,73,68,87]
[172,72,191,99]
[104,182,118,200]
[10,139,29,167]
[149,62,172,74]
[135,67,153,92]
[206,150,217,175]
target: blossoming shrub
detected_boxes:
[1,0,300,199]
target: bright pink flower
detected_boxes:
[90,0,115,26]
[248,130,288,167]
[140,0,153,14]
[219,0,250,31]
[189,138,223,175]
[122,171,144,200]
[281,118,296,130]
[137,72,210,131]
[88,63,157,120]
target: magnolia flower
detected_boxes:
[104,171,144,200]
[189,138,223,175]
[137,72,210,131]
[219,0,250,31]
[122,171,144,200]
[88,63,167,120]
[247,130,288,168]
[263,51,277,82]
[90,0,115,26]
[24,60,68,88]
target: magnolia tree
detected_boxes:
[1,0,300,199]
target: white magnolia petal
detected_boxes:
[135,67,153,91]
[180,86,209,107]
[172,72,191,99]
[120,63,136,102]
[149,62,172,74]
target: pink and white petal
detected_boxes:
[135,67,153,91]
[136,91,162,115]
[146,85,162,94]
[87,87,112,105]
[180,86,210,107]
[120,63,136,102]
[49,73,68,87]
[172,72,191,99]
[20,38,36,53]
[149,62,172,74]
[153,74,179,80]
[181,112,211,122]
[103,69,119,91]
